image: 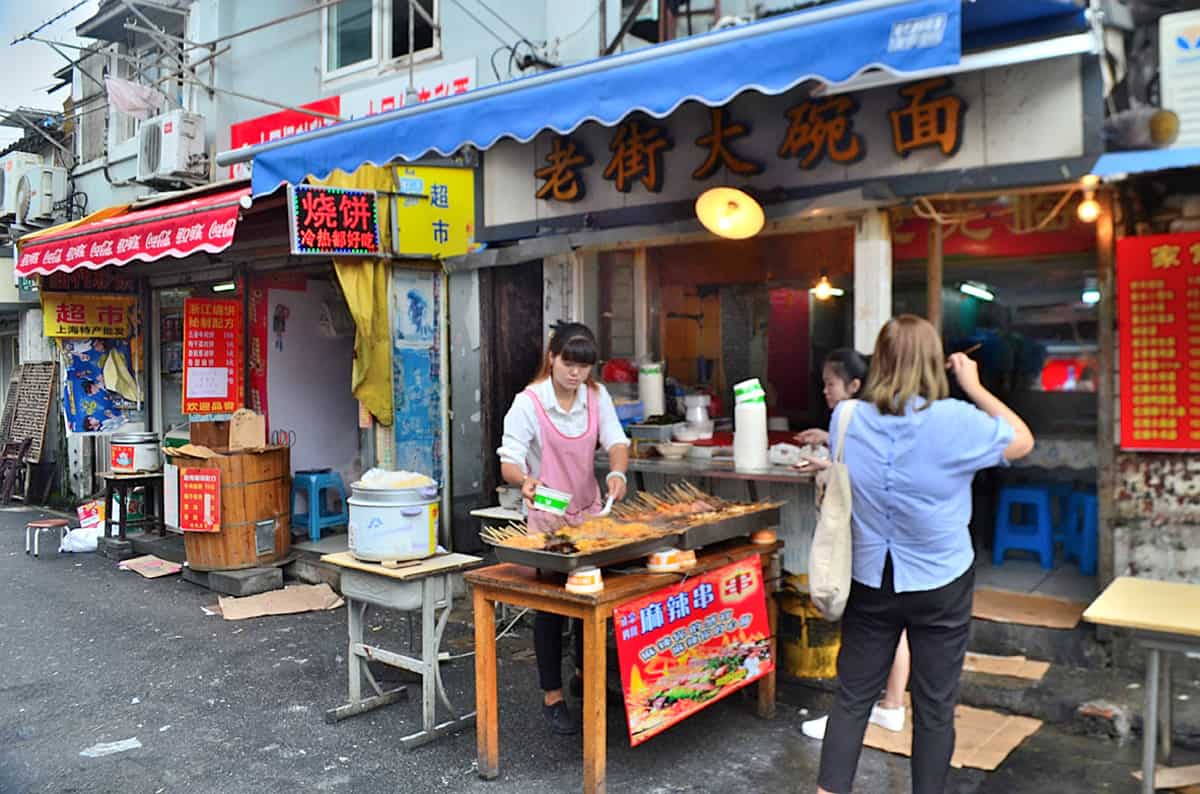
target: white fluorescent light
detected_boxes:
[211,281,237,293]
[960,282,994,302]
[1081,288,1100,305]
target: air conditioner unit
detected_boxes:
[1160,9,1200,148]
[0,153,44,218]
[14,166,68,225]
[137,109,207,183]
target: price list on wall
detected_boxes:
[1117,233,1200,451]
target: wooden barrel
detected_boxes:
[181,447,292,571]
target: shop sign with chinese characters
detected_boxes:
[42,293,135,338]
[613,556,773,746]
[394,165,475,258]
[288,185,381,256]
[483,56,1090,232]
[183,298,243,416]
[1117,233,1200,451]
[179,468,221,532]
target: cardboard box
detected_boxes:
[189,409,266,451]
[190,420,230,449]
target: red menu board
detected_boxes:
[613,556,773,746]
[179,468,221,532]
[183,298,243,416]
[1117,233,1200,451]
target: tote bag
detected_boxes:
[810,399,857,622]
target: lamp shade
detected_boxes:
[695,187,764,240]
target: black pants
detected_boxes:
[533,612,583,692]
[817,556,974,794]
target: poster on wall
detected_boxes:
[60,338,145,434]
[391,269,443,484]
[1116,233,1200,451]
[179,468,221,532]
[392,270,437,347]
[613,556,774,747]
[183,298,243,416]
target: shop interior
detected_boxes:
[589,199,1099,599]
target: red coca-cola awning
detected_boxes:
[16,186,250,278]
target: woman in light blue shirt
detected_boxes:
[816,315,1033,794]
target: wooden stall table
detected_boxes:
[322,551,482,748]
[1083,577,1200,793]
[97,471,165,560]
[467,539,782,794]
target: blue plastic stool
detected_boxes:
[1063,491,1099,576]
[993,485,1055,569]
[291,469,348,542]
[1048,482,1074,546]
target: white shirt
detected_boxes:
[497,379,630,478]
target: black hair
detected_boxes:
[824,348,869,395]
[548,320,599,366]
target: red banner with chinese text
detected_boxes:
[892,198,1096,262]
[183,298,244,416]
[613,556,773,746]
[1117,233,1200,451]
[179,468,221,532]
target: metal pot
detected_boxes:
[348,492,439,562]
[349,481,440,506]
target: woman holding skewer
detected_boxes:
[496,320,630,736]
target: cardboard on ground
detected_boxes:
[963,652,1051,681]
[972,589,1087,630]
[119,555,182,579]
[1132,764,1200,789]
[863,699,1042,771]
[217,583,344,621]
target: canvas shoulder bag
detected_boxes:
[809,399,858,622]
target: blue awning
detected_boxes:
[1091,147,1200,178]
[218,0,1091,197]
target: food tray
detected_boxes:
[673,507,781,550]
[485,533,680,573]
[627,422,684,442]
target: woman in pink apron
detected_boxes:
[498,321,630,735]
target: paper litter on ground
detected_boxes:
[80,737,142,757]
[1132,764,1200,789]
[217,583,343,621]
[862,697,1042,771]
[972,589,1087,630]
[963,652,1051,681]
[118,555,182,578]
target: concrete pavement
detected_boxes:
[0,507,1182,793]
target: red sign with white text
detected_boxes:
[613,556,773,746]
[179,468,221,532]
[1118,233,1200,451]
[183,298,243,416]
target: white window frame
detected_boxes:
[321,0,442,86]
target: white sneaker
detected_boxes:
[801,715,828,740]
[869,702,906,732]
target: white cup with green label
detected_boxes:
[734,378,766,403]
[532,485,572,516]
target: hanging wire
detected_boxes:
[912,191,1080,235]
[472,0,538,45]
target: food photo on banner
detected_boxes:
[60,338,144,434]
[613,556,774,746]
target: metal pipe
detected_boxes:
[605,0,652,54]
[173,75,343,122]
[184,0,349,52]
[218,0,918,168]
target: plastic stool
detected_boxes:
[993,486,1055,569]
[291,469,348,542]
[25,518,70,557]
[1063,492,1099,576]
[1048,482,1074,546]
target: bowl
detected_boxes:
[673,426,701,442]
[656,442,692,459]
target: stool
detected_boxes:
[25,518,70,557]
[1063,491,1099,576]
[291,469,348,542]
[993,485,1055,569]
[1048,482,1074,546]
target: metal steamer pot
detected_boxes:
[110,432,163,474]
[347,482,440,562]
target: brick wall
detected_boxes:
[1112,452,1200,581]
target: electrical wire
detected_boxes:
[472,0,537,45]
[10,0,90,45]
[444,0,512,48]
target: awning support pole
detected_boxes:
[853,209,892,354]
[927,220,943,333]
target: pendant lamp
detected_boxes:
[695,187,764,239]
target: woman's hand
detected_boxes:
[606,473,628,502]
[794,428,829,446]
[520,475,540,504]
[796,455,832,471]
[947,352,982,395]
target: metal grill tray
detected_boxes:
[486,533,681,573]
[671,507,782,550]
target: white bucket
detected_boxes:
[348,494,439,562]
[110,432,162,474]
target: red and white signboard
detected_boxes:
[228,59,477,178]
[16,187,247,277]
[179,468,221,532]
[183,298,244,416]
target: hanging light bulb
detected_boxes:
[1077,174,1101,223]
[695,187,764,240]
[810,275,843,300]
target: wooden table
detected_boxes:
[1083,576,1200,793]
[466,539,782,794]
[322,551,482,748]
[100,471,165,539]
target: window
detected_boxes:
[323,0,440,79]
[327,0,374,73]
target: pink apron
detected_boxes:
[524,386,603,533]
